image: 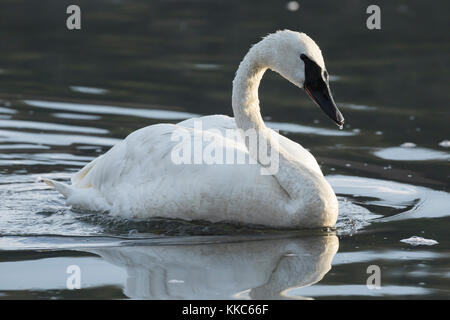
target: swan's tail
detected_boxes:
[38,177,73,198]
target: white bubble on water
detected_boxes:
[286,1,300,11]
[400,236,438,246]
[168,279,185,284]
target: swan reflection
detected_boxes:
[90,235,338,299]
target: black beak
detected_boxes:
[304,81,344,127]
[301,54,344,127]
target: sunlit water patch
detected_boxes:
[69,86,109,95]
[0,129,120,147]
[23,100,200,120]
[374,146,450,161]
[341,103,378,111]
[0,106,16,114]
[52,113,102,121]
[328,175,450,221]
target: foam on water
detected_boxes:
[400,236,439,246]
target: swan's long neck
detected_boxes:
[231,45,331,212]
[232,47,268,132]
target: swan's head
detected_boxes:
[260,30,344,126]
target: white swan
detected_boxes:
[42,30,345,228]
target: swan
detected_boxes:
[42,30,345,228]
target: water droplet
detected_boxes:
[286,1,300,11]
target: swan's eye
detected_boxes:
[323,70,329,81]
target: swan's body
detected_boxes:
[43,30,345,228]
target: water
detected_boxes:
[0,0,449,299]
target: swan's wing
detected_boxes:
[180,114,322,175]
[70,116,256,197]
[273,132,322,176]
[72,123,186,189]
[72,114,321,191]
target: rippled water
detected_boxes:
[0,0,449,299]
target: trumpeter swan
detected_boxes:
[42,30,345,228]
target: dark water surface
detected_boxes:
[0,0,449,299]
